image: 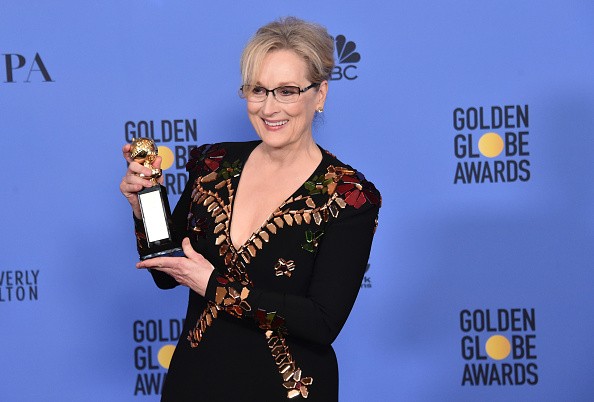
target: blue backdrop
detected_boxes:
[2,1,593,401]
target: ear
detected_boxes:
[316,80,328,110]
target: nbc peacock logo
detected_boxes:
[330,35,360,81]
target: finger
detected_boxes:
[122,170,154,191]
[181,237,200,259]
[122,144,133,163]
[152,156,165,185]
[126,161,156,181]
[119,180,144,196]
[181,238,214,274]
[128,173,153,188]
[136,257,169,270]
[153,155,162,169]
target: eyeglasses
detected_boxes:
[239,83,320,104]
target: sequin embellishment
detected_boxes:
[214,276,252,318]
[335,170,380,209]
[302,230,324,253]
[191,216,209,238]
[255,309,286,331]
[274,258,296,277]
[304,174,334,195]
[266,330,314,399]
[186,144,226,173]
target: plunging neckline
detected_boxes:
[228,141,327,252]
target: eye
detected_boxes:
[252,86,266,95]
[278,86,300,97]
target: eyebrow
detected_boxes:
[255,82,301,87]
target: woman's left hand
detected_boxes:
[136,237,214,297]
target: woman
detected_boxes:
[120,17,380,401]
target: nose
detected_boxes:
[261,92,280,115]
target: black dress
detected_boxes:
[134,141,381,401]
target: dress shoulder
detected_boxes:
[319,148,382,212]
[185,141,259,174]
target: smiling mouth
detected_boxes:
[263,119,288,127]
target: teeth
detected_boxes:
[264,120,288,127]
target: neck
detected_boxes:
[257,136,321,168]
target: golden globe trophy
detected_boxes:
[130,138,183,260]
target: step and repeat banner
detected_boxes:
[2,1,593,401]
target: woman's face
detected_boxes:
[246,49,327,150]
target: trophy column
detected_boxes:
[130,138,183,260]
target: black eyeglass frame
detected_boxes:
[239,82,320,103]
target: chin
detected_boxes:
[258,133,293,150]
[255,125,293,147]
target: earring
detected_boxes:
[316,107,324,113]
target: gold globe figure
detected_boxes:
[130,137,162,184]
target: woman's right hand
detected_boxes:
[119,143,163,219]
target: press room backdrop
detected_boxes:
[2,1,593,401]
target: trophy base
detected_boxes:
[137,183,183,261]
[140,246,184,261]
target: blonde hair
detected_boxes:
[240,17,335,86]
